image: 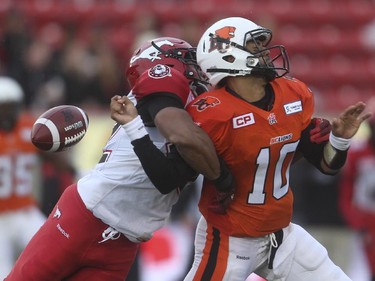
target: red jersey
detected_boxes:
[187,77,314,237]
[339,140,375,230]
[132,64,193,107]
[0,113,39,212]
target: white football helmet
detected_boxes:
[197,17,290,87]
[0,76,24,131]
[0,76,24,103]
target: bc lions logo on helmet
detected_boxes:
[148,64,172,79]
[192,96,220,111]
[209,26,236,53]
[216,26,236,39]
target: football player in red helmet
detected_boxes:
[5,37,231,281]
[126,37,208,93]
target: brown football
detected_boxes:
[31,105,89,152]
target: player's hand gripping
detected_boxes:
[110,95,138,125]
[331,101,372,139]
[209,157,236,214]
[310,117,331,144]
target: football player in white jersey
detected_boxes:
[6,37,233,281]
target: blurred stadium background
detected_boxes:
[1,0,374,280]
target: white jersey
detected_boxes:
[77,94,179,243]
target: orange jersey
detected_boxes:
[0,113,39,212]
[187,77,314,237]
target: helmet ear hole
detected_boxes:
[223,55,235,63]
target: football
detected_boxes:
[31,105,89,152]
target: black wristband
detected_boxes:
[323,147,348,170]
[213,157,235,192]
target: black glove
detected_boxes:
[209,157,235,214]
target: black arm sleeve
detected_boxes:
[297,121,328,174]
[137,93,184,126]
[131,135,198,194]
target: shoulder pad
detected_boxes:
[132,64,190,105]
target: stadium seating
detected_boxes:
[2,0,374,113]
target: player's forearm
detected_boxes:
[320,132,349,174]
[122,116,198,194]
[132,135,198,194]
[176,139,220,180]
[155,107,220,180]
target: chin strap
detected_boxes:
[190,81,209,96]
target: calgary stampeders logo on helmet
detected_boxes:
[191,96,221,112]
[148,64,172,79]
[130,39,174,64]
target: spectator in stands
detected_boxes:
[0,9,31,102]
[361,19,375,49]
[60,23,123,107]
[23,36,63,108]
[131,11,160,51]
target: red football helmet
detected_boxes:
[126,37,208,91]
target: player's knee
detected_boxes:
[294,225,328,271]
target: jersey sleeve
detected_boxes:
[296,78,315,130]
[132,64,191,106]
[186,91,231,147]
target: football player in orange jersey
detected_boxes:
[0,76,46,279]
[179,17,372,281]
[111,18,370,280]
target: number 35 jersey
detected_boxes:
[187,77,314,237]
[0,114,39,212]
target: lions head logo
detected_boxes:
[148,64,172,79]
[209,26,236,53]
[216,26,236,40]
[191,96,221,111]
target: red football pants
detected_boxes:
[5,184,139,281]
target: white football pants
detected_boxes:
[184,216,351,281]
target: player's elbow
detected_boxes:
[168,133,193,147]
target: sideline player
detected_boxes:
[339,98,375,281]
[5,37,232,281]
[0,76,46,279]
